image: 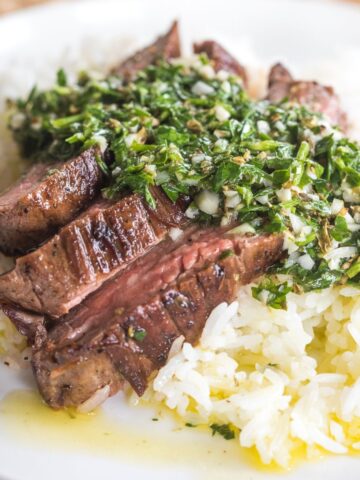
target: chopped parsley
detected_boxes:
[127,325,147,341]
[252,279,292,310]
[331,215,351,242]
[133,328,147,342]
[348,258,360,279]
[218,249,235,260]
[7,55,360,302]
[210,423,236,440]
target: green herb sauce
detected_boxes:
[7,55,360,304]
[210,423,236,440]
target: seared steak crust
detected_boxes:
[267,63,347,130]
[0,190,185,317]
[34,351,124,408]
[32,231,283,408]
[112,21,181,80]
[193,40,248,86]
[0,22,181,257]
[0,148,103,256]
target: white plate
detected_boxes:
[1,1,360,479]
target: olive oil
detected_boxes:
[0,389,263,476]
[1,389,354,476]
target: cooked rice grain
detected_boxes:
[0,311,29,369]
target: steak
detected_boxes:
[0,23,181,257]
[193,40,247,86]
[1,302,46,346]
[0,148,103,256]
[32,230,283,408]
[267,63,347,130]
[0,188,185,318]
[112,21,181,80]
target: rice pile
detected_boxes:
[142,283,360,466]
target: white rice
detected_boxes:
[0,311,29,370]
[0,33,360,468]
[144,284,360,467]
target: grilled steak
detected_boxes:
[1,302,46,347]
[0,189,185,318]
[0,23,181,257]
[112,21,181,80]
[267,63,347,130]
[32,230,283,408]
[0,148,103,256]
[193,40,247,86]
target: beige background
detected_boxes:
[0,0,51,14]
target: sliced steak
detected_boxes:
[267,63,347,130]
[112,21,181,80]
[1,303,46,347]
[43,226,226,347]
[193,40,247,86]
[32,230,283,408]
[0,148,104,256]
[0,189,185,318]
[267,63,293,101]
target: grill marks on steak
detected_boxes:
[267,63,347,130]
[193,40,248,86]
[112,21,181,80]
[1,26,299,411]
[0,24,182,257]
[0,148,103,256]
[32,231,283,408]
[0,189,185,317]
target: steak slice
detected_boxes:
[0,148,103,256]
[1,303,46,347]
[0,189,185,318]
[32,230,283,408]
[267,63,347,130]
[193,40,247,86]
[112,21,181,80]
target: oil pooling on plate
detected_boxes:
[0,389,288,476]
